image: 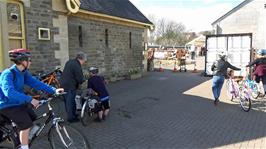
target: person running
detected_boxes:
[211,51,240,106]
[0,48,63,149]
[87,67,110,122]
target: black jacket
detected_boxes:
[246,57,266,67]
[211,59,240,76]
[60,59,84,90]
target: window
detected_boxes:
[105,29,108,47]
[78,25,83,47]
[129,32,132,49]
[7,1,26,50]
[38,28,50,40]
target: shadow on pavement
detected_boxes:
[31,70,266,149]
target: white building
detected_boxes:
[212,0,266,49]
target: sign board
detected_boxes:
[205,33,252,76]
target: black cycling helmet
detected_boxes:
[89,67,98,74]
[9,48,31,62]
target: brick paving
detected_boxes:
[31,56,266,149]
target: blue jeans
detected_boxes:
[212,75,225,100]
[63,90,77,121]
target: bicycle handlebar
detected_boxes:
[38,92,66,105]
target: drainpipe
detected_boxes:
[0,2,10,70]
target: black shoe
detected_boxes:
[102,115,106,121]
[94,117,102,122]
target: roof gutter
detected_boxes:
[79,9,154,30]
[211,0,252,25]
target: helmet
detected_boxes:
[218,51,227,59]
[89,67,98,74]
[257,49,266,56]
[9,48,31,62]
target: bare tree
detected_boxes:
[147,16,194,46]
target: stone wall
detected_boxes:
[24,0,60,73]
[68,16,144,77]
[22,0,145,77]
[213,0,266,49]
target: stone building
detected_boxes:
[0,0,153,77]
[212,0,266,49]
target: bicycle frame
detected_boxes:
[31,72,61,99]
[41,72,60,88]
[30,98,71,147]
[227,77,240,99]
[29,104,56,144]
[0,97,69,148]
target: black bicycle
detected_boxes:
[0,93,89,149]
[80,95,100,126]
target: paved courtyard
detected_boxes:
[31,58,266,148]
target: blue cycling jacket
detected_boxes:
[0,65,55,109]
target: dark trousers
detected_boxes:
[63,90,77,121]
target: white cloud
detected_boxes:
[130,0,234,32]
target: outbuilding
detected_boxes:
[0,0,153,77]
[212,0,266,49]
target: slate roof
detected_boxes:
[80,0,153,25]
[212,0,252,25]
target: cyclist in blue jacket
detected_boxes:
[0,49,63,149]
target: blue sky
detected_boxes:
[129,0,245,32]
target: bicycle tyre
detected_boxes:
[239,93,251,112]
[226,80,234,101]
[48,123,89,149]
[251,83,260,99]
[0,127,20,149]
[81,101,94,126]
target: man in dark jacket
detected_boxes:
[60,52,87,122]
[211,51,240,106]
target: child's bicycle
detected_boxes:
[226,69,251,112]
[244,77,264,99]
[80,94,100,126]
[0,93,89,149]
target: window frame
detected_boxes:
[7,0,26,48]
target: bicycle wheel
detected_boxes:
[239,91,251,112]
[251,83,260,99]
[0,128,20,149]
[226,80,234,101]
[48,122,89,149]
[81,101,94,126]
